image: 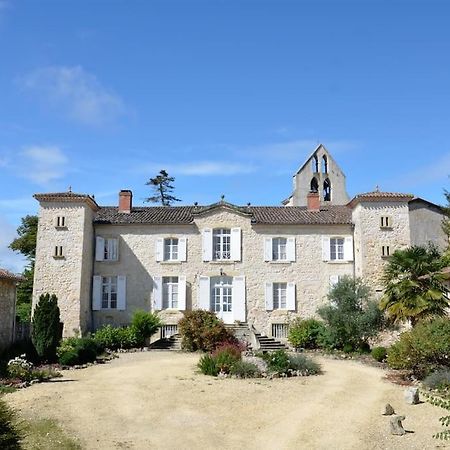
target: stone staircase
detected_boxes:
[254,332,287,352]
[225,322,253,348]
[150,334,182,351]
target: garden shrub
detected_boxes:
[198,354,219,376]
[288,318,326,349]
[31,293,62,362]
[6,355,59,382]
[318,276,384,351]
[262,350,290,373]
[178,310,235,352]
[212,344,242,374]
[371,346,387,362]
[0,399,22,449]
[131,310,161,346]
[387,318,450,378]
[287,354,321,375]
[57,337,101,366]
[93,325,138,350]
[230,361,260,378]
[423,370,450,391]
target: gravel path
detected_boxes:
[5,352,448,449]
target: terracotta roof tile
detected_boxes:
[348,191,414,207]
[0,269,24,282]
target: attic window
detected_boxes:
[312,155,319,173]
[322,155,328,173]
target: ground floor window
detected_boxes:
[162,276,179,309]
[273,282,287,309]
[102,276,118,309]
[272,323,289,339]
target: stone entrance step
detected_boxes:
[150,334,182,351]
[254,333,287,352]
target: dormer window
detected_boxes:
[213,228,231,260]
[56,216,66,228]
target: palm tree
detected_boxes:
[380,246,449,326]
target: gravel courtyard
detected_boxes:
[5,351,446,450]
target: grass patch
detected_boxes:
[22,418,81,450]
[0,385,17,394]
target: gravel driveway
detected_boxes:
[5,352,446,449]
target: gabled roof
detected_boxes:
[0,269,24,282]
[293,143,346,177]
[348,191,414,207]
[94,204,353,226]
[409,197,443,211]
[34,192,99,211]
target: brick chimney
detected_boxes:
[307,191,320,211]
[118,190,132,213]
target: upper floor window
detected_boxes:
[213,228,231,260]
[96,237,118,261]
[272,237,287,261]
[56,216,66,228]
[53,245,64,258]
[330,238,344,261]
[162,276,179,309]
[380,216,391,228]
[273,282,287,309]
[164,238,179,261]
[101,276,117,309]
[382,245,391,258]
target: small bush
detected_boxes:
[288,354,321,375]
[0,399,22,449]
[7,355,33,381]
[93,325,138,350]
[57,337,101,366]
[288,318,326,349]
[230,361,260,378]
[178,310,235,352]
[387,318,450,378]
[423,370,450,391]
[131,310,161,346]
[262,350,290,373]
[198,354,219,376]
[371,346,387,362]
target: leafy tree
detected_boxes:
[145,170,181,206]
[318,276,383,351]
[31,293,61,362]
[380,246,449,326]
[9,215,38,323]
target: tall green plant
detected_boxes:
[131,310,161,345]
[380,246,449,326]
[424,392,450,441]
[31,293,61,362]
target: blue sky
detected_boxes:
[1,0,449,271]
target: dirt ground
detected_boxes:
[5,352,449,450]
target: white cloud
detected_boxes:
[20,145,69,185]
[19,66,126,126]
[143,161,257,176]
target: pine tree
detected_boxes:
[145,170,181,206]
[31,293,61,362]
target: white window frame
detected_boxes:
[213,228,231,261]
[330,237,345,261]
[273,282,287,309]
[162,276,179,309]
[272,237,287,261]
[101,276,118,309]
[163,238,179,261]
[272,323,289,339]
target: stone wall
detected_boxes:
[0,279,16,351]
[33,201,95,337]
[93,207,354,337]
[353,201,411,290]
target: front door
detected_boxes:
[211,277,233,324]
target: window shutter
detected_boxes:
[286,282,296,311]
[95,237,105,261]
[178,276,187,310]
[92,275,102,310]
[153,276,162,310]
[117,276,127,310]
[230,228,242,261]
[232,276,246,322]
[329,275,339,287]
[344,237,354,261]
[287,237,296,262]
[322,236,331,261]
[264,237,272,261]
[198,276,210,310]
[155,238,164,262]
[265,281,274,310]
[202,229,213,261]
[179,237,187,262]
[109,238,118,261]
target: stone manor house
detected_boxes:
[32,144,447,340]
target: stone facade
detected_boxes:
[0,271,21,352]
[31,146,448,339]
